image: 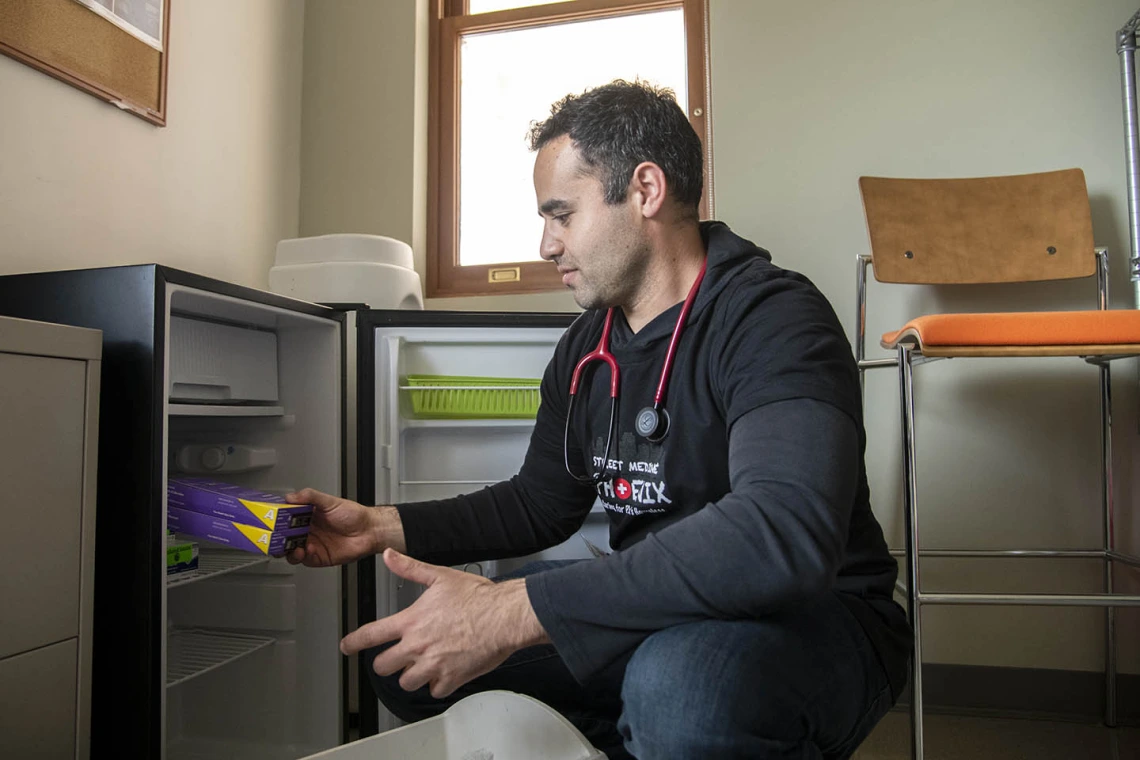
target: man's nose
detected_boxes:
[539,227,563,261]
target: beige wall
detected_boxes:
[298,0,579,313]
[710,0,1140,672]
[299,0,420,257]
[0,0,305,288]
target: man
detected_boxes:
[287,80,911,760]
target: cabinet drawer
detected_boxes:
[0,639,78,759]
[169,316,279,403]
[0,352,84,659]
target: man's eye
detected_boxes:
[555,214,571,227]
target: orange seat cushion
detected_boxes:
[881,310,1140,348]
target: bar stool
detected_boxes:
[854,167,1140,760]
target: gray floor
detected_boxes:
[853,709,1140,759]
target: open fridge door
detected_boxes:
[353,310,610,736]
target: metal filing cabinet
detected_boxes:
[0,314,101,759]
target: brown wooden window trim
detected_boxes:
[426,0,713,299]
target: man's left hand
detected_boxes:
[340,548,551,698]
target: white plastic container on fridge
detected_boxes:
[269,233,425,310]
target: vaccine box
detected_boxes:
[167,477,314,531]
[167,506,308,557]
[166,533,199,576]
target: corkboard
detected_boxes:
[0,0,170,126]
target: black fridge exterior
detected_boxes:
[0,265,349,758]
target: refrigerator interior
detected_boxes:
[366,321,608,731]
[161,284,344,760]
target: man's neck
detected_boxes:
[622,223,706,333]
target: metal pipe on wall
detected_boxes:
[1117,10,1140,309]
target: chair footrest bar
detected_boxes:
[888,549,1107,558]
[918,593,1140,606]
[858,358,898,369]
[1107,550,1140,568]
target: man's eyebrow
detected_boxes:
[539,199,571,216]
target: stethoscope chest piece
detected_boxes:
[635,406,670,442]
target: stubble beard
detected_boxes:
[570,226,652,312]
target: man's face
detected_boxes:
[533,136,649,310]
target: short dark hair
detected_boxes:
[528,79,703,216]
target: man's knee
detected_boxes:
[618,622,813,758]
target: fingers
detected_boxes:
[398,661,436,695]
[382,548,441,587]
[373,648,455,698]
[371,643,412,678]
[286,488,338,509]
[303,550,328,568]
[285,488,314,504]
[429,679,459,699]
[341,615,403,656]
[285,537,328,568]
[369,645,432,694]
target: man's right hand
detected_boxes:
[284,489,404,567]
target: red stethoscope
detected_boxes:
[563,260,708,485]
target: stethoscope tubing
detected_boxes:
[563,259,708,484]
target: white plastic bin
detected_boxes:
[269,234,425,310]
[303,691,608,760]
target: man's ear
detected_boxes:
[629,161,668,219]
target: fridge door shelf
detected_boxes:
[169,404,287,418]
[166,628,275,688]
[398,383,540,390]
[167,548,270,589]
[400,417,536,429]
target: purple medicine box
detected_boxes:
[167,506,309,557]
[167,477,313,531]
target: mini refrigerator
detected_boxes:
[0,264,604,759]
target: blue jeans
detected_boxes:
[365,560,896,760]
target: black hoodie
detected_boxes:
[395,221,911,698]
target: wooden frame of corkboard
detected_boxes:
[0,0,171,126]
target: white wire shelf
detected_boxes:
[166,548,269,589]
[168,404,285,417]
[166,629,275,688]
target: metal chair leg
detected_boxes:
[1100,361,1118,728]
[899,346,924,760]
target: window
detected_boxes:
[427,0,712,298]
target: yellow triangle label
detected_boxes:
[234,522,273,554]
[238,499,278,529]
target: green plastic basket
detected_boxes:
[404,375,542,419]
